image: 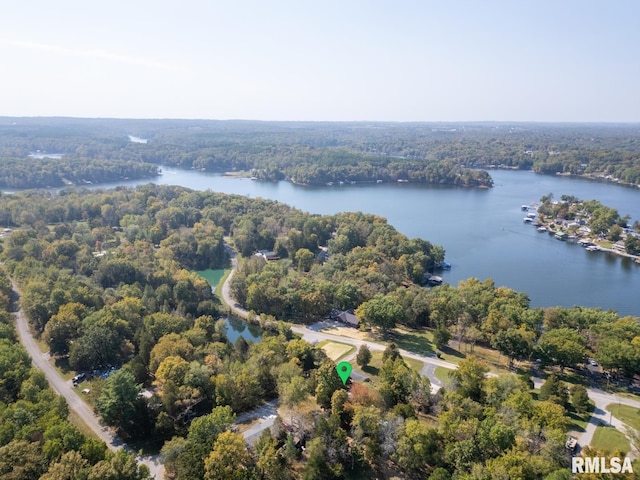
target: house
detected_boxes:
[316,246,331,263]
[337,309,360,327]
[256,250,280,261]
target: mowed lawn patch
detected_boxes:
[317,340,355,362]
[590,423,630,454]
[607,403,640,433]
[361,350,424,383]
[434,366,454,385]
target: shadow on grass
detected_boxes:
[362,365,380,377]
[441,346,465,359]
[388,330,435,356]
[567,412,588,433]
[54,356,73,375]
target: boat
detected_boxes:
[586,245,600,252]
[537,227,547,232]
[526,212,536,219]
[521,205,529,211]
[554,232,568,240]
[523,217,533,223]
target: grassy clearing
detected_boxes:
[434,366,453,384]
[607,404,640,433]
[317,340,355,362]
[590,423,630,454]
[361,350,423,383]
[388,328,434,356]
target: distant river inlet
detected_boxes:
[68,169,640,317]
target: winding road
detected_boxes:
[11,281,164,479]
[220,245,640,456]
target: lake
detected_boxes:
[76,168,640,317]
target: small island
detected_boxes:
[523,194,640,261]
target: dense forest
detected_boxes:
[0,266,150,478]
[1,185,640,479]
[4,117,639,190]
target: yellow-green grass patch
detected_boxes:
[607,403,640,433]
[317,340,355,362]
[590,423,630,454]
[434,366,454,384]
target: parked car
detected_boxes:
[72,373,86,385]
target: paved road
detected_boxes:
[532,377,640,457]
[11,281,164,479]
[237,399,279,445]
[220,246,640,454]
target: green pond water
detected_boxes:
[195,269,262,343]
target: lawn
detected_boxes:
[590,423,630,454]
[388,327,435,357]
[317,340,355,362]
[434,366,454,385]
[361,350,424,382]
[607,403,640,433]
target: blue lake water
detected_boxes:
[73,169,640,317]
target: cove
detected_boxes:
[90,169,640,317]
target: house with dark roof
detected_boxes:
[338,309,360,327]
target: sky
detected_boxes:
[1,0,639,122]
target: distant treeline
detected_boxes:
[2,118,640,189]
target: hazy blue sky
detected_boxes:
[2,1,638,121]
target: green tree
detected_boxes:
[294,248,314,272]
[394,419,442,473]
[355,294,405,336]
[433,326,452,350]
[314,360,344,409]
[279,376,308,409]
[491,327,535,367]
[537,328,585,371]
[95,370,147,439]
[204,431,254,480]
[449,357,488,403]
[87,450,149,480]
[538,374,568,406]
[43,302,88,356]
[570,384,591,414]
[356,344,372,368]
[41,451,90,480]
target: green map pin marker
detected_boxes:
[336,361,352,385]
